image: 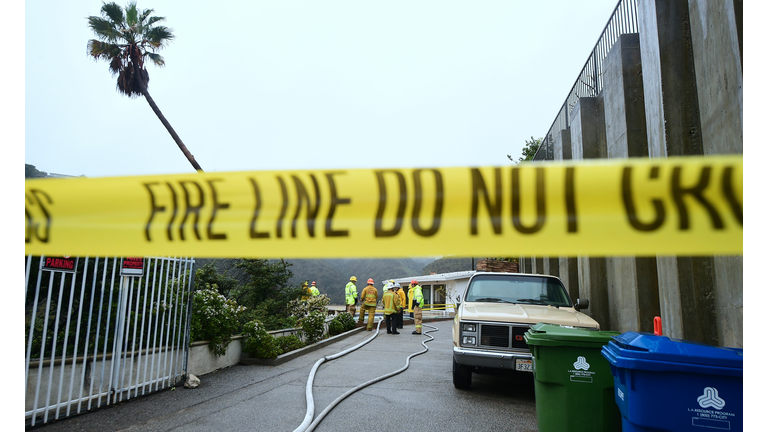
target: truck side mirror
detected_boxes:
[455,294,461,306]
[575,299,589,311]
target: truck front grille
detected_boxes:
[477,324,530,350]
[480,325,509,348]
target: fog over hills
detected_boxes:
[194,257,476,305]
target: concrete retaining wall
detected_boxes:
[520,0,742,347]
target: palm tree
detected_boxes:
[87,1,203,172]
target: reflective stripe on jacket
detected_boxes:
[412,285,424,308]
[382,290,400,314]
[345,282,357,305]
[361,285,378,307]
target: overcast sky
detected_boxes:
[22,0,624,178]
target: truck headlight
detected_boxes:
[462,336,476,345]
[462,323,476,332]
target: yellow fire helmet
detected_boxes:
[350,276,357,282]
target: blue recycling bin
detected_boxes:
[601,332,743,432]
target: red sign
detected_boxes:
[42,256,78,273]
[121,257,145,276]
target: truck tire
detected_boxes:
[453,358,472,389]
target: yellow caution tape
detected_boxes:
[421,304,456,311]
[24,155,742,258]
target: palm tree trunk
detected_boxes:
[133,64,204,172]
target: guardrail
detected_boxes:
[533,0,639,161]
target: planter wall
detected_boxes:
[188,317,336,376]
[187,336,243,377]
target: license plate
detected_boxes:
[515,359,533,372]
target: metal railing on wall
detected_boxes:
[533,0,639,161]
[24,256,196,426]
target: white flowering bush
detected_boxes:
[191,283,247,356]
[287,294,331,317]
[287,294,331,344]
[300,311,327,344]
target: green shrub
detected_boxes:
[337,312,356,331]
[328,312,356,336]
[242,320,281,359]
[275,335,304,354]
[241,305,298,332]
[190,284,247,356]
[299,311,327,344]
[328,318,344,336]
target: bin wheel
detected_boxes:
[453,358,472,389]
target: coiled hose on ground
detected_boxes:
[292,317,438,432]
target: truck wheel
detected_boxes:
[453,358,472,389]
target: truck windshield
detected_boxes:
[465,275,572,308]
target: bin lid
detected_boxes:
[602,332,743,376]
[524,323,620,347]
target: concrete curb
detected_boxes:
[240,326,366,366]
[240,317,453,366]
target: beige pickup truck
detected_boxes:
[452,272,600,389]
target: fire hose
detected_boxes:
[292,318,438,432]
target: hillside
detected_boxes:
[284,258,435,304]
[421,257,474,275]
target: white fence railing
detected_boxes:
[24,256,195,426]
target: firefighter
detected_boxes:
[395,282,406,329]
[345,276,358,317]
[310,281,320,297]
[301,281,310,301]
[358,278,378,330]
[382,283,401,334]
[407,283,415,319]
[409,279,425,335]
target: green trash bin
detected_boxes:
[524,323,621,432]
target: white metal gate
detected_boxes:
[24,256,195,426]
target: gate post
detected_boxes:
[110,276,130,400]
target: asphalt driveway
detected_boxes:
[32,319,538,432]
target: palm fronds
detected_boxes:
[86,1,174,93]
[144,52,165,67]
[86,16,121,43]
[86,39,122,62]
[100,2,126,28]
[143,26,174,48]
[125,2,139,27]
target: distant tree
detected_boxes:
[230,259,297,307]
[507,136,543,164]
[86,2,203,172]
[227,259,305,329]
[195,262,238,297]
[25,164,48,179]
